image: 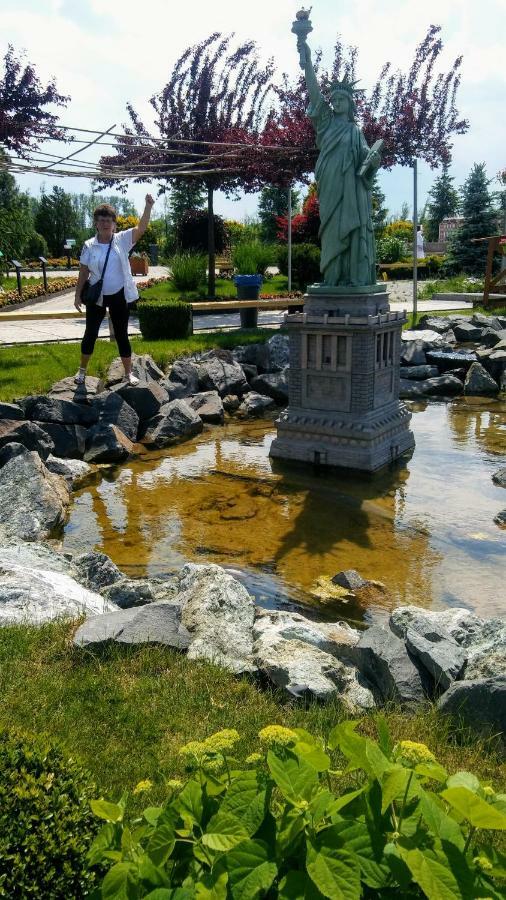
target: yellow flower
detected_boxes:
[133,779,153,795]
[483,785,495,797]
[179,740,207,762]
[393,740,436,768]
[203,757,225,775]
[474,856,493,872]
[245,752,263,765]
[202,729,240,754]
[258,725,297,749]
[167,778,183,790]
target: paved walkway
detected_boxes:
[0,277,473,346]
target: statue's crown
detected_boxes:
[329,76,360,96]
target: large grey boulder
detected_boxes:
[35,422,87,460]
[177,563,256,674]
[493,468,506,488]
[253,608,361,661]
[464,618,506,679]
[141,399,203,449]
[232,343,269,372]
[479,328,506,349]
[0,441,28,468]
[354,625,427,706]
[453,321,484,342]
[93,392,140,442]
[73,601,191,650]
[389,606,484,648]
[197,351,248,397]
[223,394,241,413]
[404,627,466,692]
[464,361,499,396]
[21,395,99,428]
[237,392,275,418]
[426,350,477,373]
[0,451,69,542]
[45,455,95,490]
[106,353,164,387]
[0,402,24,420]
[0,419,54,461]
[187,391,224,425]
[250,369,289,403]
[102,576,178,609]
[265,334,289,372]
[0,559,115,625]
[72,550,123,592]
[162,359,201,400]
[400,375,463,399]
[48,375,103,401]
[417,316,453,335]
[84,423,135,463]
[0,541,74,575]
[113,381,170,421]
[438,677,506,735]
[483,348,506,382]
[471,313,504,331]
[399,365,439,380]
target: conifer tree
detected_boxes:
[425,162,460,241]
[447,163,498,274]
[371,175,388,238]
[258,185,299,243]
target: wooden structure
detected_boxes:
[471,235,506,306]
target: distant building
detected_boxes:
[439,217,464,243]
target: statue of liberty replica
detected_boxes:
[270,11,415,471]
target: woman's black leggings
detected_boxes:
[81,287,132,357]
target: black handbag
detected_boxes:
[81,239,113,306]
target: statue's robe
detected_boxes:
[308,95,376,287]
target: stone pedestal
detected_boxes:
[269,285,415,472]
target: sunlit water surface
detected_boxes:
[63,397,505,624]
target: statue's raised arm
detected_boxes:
[292,9,323,108]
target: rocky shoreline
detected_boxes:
[0,327,504,736]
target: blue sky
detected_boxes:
[1,0,504,222]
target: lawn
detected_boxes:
[139,274,291,301]
[1,275,45,291]
[0,330,279,403]
[1,620,504,818]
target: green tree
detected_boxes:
[0,149,34,272]
[168,182,206,235]
[371,174,388,238]
[425,162,460,241]
[447,163,498,274]
[258,185,300,243]
[33,186,81,256]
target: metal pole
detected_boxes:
[11,260,22,297]
[412,159,418,325]
[39,256,48,293]
[287,184,292,292]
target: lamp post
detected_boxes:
[11,260,22,297]
[412,159,418,326]
[287,184,292,292]
[39,256,48,293]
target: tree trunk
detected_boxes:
[207,184,215,299]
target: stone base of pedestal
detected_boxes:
[269,286,415,473]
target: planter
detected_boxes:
[130,257,149,276]
[234,274,262,328]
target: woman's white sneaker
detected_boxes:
[74,369,86,385]
[127,373,140,386]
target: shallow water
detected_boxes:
[63,397,506,623]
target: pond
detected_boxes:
[63,397,506,624]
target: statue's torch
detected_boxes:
[292,8,313,68]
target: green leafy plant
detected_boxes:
[170,252,207,292]
[89,720,506,898]
[376,235,407,264]
[0,727,99,899]
[277,243,321,290]
[137,298,192,340]
[232,241,274,275]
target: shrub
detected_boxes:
[170,252,206,291]
[0,728,98,899]
[137,298,192,340]
[385,219,414,243]
[89,720,506,898]
[232,241,274,275]
[24,231,49,259]
[277,242,321,289]
[177,209,228,254]
[376,235,407,263]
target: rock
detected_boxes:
[332,569,368,591]
[84,423,135,463]
[389,606,484,648]
[492,468,506,488]
[441,329,457,344]
[141,399,203,448]
[241,364,258,382]
[417,316,453,335]
[177,563,256,674]
[400,375,463,399]
[471,313,504,331]
[73,601,191,649]
[354,625,427,707]
[265,334,290,372]
[253,608,361,661]
[197,351,248,397]
[400,340,427,366]
[437,677,506,735]
[0,419,54,460]
[222,394,241,413]
[481,348,506,382]
[45,455,94,489]
[106,353,164,387]
[251,369,289,403]
[48,375,102,401]
[479,328,506,349]
[426,350,477,373]
[0,560,116,625]
[163,359,201,400]
[0,541,74,575]
[0,441,29,468]
[0,452,69,542]
[445,368,467,382]
[453,321,484,342]
[404,627,466,692]
[494,510,506,527]
[93,392,140,442]
[103,577,158,608]
[237,392,276,418]
[464,618,506,679]
[113,381,170,421]
[21,395,99,427]
[399,379,429,399]
[464,362,499,396]
[399,365,439,380]
[72,550,123,591]
[0,402,24,420]
[187,391,224,425]
[35,422,87,459]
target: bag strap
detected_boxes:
[98,238,113,281]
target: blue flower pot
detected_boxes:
[234,275,263,327]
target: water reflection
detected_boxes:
[64,397,506,621]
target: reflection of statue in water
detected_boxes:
[294,14,382,288]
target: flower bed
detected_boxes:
[23,257,80,270]
[0,277,79,310]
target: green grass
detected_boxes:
[403,304,506,330]
[139,274,289,301]
[0,330,279,403]
[0,276,45,291]
[0,621,503,817]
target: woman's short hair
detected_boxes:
[93,203,117,223]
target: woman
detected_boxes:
[74,194,155,385]
[298,38,380,287]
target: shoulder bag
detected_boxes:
[81,239,113,306]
